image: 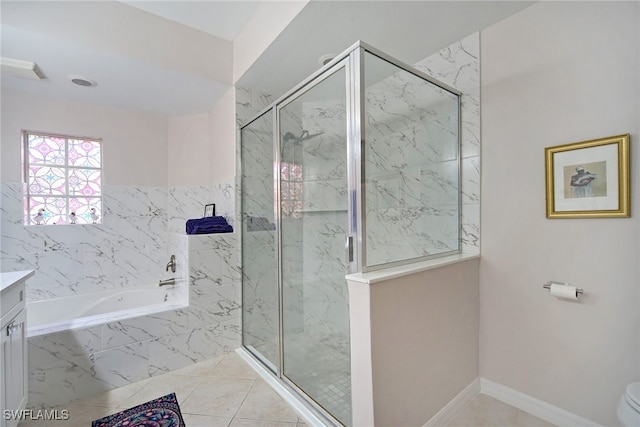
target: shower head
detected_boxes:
[282,130,324,144]
[298,130,324,142]
[282,132,298,144]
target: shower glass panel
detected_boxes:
[240,110,279,371]
[240,42,462,427]
[278,67,352,425]
[363,51,461,269]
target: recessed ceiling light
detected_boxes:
[68,75,97,88]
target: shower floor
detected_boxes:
[286,331,352,425]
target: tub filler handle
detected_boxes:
[159,278,176,287]
[166,255,176,273]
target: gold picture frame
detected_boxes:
[545,134,630,218]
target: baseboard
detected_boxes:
[480,378,603,427]
[424,378,481,427]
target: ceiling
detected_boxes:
[0,1,535,117]
[120,1,261,41]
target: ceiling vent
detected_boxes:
[1,57,46,80]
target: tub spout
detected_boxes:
[166,255,176,273]
[159,278,176,287]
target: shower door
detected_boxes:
[278,64,352,425]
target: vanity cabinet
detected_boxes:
[1,271,33,427]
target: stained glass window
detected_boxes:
[280,162,303,219]
[23,132,102,225]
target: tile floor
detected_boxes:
[17,351,554,427]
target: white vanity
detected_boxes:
[1,270,33,427]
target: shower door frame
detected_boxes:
[240,40,463,426]
[273,55,357,425]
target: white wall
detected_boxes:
[168,113,210,187]
[1,88,168,186]
[479,2,640,425]
[232,0,309,83]
[167,88,236,187]
[209,88,236,184]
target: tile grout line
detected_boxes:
[228,377,259,424]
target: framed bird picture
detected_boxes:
[545,134,630,218]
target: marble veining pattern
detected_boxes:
[1,183,170,300]
[1,178,241,408]
[414,33,481,254]
[167,179,235,234]
[362,39,477,266]
[26,234,240,409]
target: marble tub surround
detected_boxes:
[0,182,170,301]
[1,176,240,409]
[167,180,235,234]
[26,232,241,409]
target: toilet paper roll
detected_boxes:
[549,283,578,300]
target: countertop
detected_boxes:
[0,270,35,293]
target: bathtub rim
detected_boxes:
[27,284,188,337]
[27,302,188,337]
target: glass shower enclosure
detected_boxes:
[240,41,461,426]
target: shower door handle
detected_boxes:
[345,236,353,263]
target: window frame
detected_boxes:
[22,130,103,226]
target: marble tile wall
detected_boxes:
[1,182,169,301]
[297,99,350,337]
[1,178,237,296]
[413,33,481,254]
[167,178,235,234]
[238,108,279,364]
[26,232,240,409]
[1,175,239,408]
[362,33,480,267]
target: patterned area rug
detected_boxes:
[91,392,185,427]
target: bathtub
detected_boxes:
[27,284,188,337]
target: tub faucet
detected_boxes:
[159,278,176,287]
[166,254,176,273]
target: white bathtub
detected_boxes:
[27,284,188,337]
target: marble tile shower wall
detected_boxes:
[298,100,350,337]
[363,33,480,265]
[235,86,278,353]
[238,107,279,359]
[0,182,169,301]
[413,33,481,253]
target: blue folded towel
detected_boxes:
[186,216,233,235]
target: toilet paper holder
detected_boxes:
[543,281,583,296]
